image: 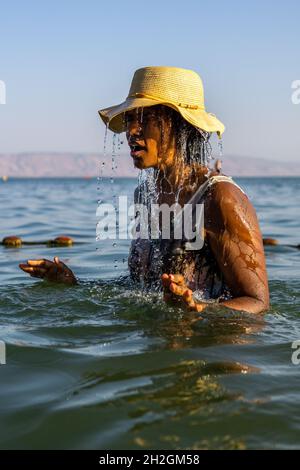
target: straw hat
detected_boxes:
[98,66,225,136]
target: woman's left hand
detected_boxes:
[161,273,207,312]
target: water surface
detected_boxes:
[0,177,299,449]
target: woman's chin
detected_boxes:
[133,157,145,169]
[132,157,158,170]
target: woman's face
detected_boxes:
[125,106,176,170]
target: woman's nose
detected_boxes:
[126,119,143,140]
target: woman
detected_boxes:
[20,66,269,314]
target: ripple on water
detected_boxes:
[0,177,299,449]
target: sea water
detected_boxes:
[0,176,299,449]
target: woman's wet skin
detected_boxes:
[126,107,269,315]
[204,182,269,313]
[19,106,269,315]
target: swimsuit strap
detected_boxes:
[184,175,246,248]
[207,175,246,194]
[187,174,245,207]
[172,175,245,247]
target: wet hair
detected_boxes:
[154,105,212,167]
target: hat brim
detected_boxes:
[98,97,225,136]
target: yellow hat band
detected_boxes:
[127,92,204,110]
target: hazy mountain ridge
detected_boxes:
[0,153,299,177]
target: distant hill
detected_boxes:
[219,154,300,177]
[0,152,299,178]
[0,153,137,178]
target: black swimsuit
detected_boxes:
[129,175,244,301]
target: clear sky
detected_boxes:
[0,0,299,160]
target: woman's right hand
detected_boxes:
[19,256,77,285]
[161,273,206,312]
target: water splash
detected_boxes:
[97,124,108,192]
[98,106,221,290]
[217,136,223,158]
[96,125,108,245]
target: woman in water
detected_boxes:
[19,66,269,314]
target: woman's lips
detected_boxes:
[130,149,145,158]
[130,145,146,158]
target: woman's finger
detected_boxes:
[27,259,45,266]
[162,273,186,288]
[183,290,206,312]
[170,274,185,285]
[27,259,53,268]
[169,282,187,296]
[194,303,206,312]
[19,264,47,278]
[182,289,196,307]
[19,264,34,272]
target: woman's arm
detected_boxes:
[205,181,269,314]
[162,182,269,315]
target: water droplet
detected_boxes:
[218,137,223,157]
